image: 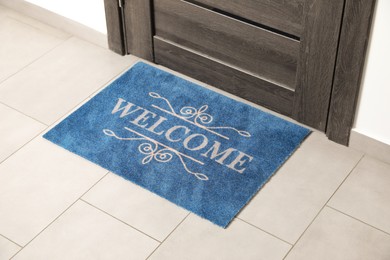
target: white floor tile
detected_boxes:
[0,5,70,40]
[13,200,159,260]
[0,37,137,124]
[0,138,107,245]
[329,156,390,234]
[0,103,45,163]
[1,5,389,259]
[0,235,20,260]
[0,16,65,83]
[149,214,291,260]
[350,131,390,165]
[83,173,188,241]
[285,207,390,260]
[0,5,8,18]
[239,132,363,243]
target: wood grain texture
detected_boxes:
[123,0,153,60]
[292,0,345,131]
[105,0,375,146]
[104,0,125,54]
[154,37,295,116]
[326,0,377,145]
[189,0,304,38]
[154,0,299,89]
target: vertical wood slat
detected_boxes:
[123,0,154,61]
[292,0,345,131]
[326,0,377,145]
[104,0,126,55]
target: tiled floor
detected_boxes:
[0,5,390,260]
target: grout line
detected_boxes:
[70,35,109,52]
[0,38,128,130]
[10,171,110,259]
[5,15,71,41]
[236,217,293,246]
[0,37,70,86]
[45,59,139,129]
[145,213,191,260]
[0,233,22,248]
[87,58,140,98]
[0,42,137,134]
[325,154,365,204]
[282,154,365,260]
[10,248,23,260]
[1,42,137,257]
[0,45,137,167]
[0,5,107,50]
[0,125,50,165]
[0,101,48,126]
[326,205,390,237]
[80,199,161,244]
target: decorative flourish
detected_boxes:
[180,105,213,124]
[138,143,173,164]
[149,92,251,139]
[103,128,208,181]
[103,129,144,141]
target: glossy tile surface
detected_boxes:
[1,4,389,259]
[0,103,45,162]
[149,214,291,260]
[0,138,107,245]
[329,156,390,233]
[0,235,20,260]
[83,173,188,241]
[0,37,137,124]
[285,207,390,260]
[239,132,363,243]
[13,201,159,260]
[0,16,65,83]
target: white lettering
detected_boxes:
[183,134,208,151]
[165,125,190,142]
[131,110,157,128]
[201,141,236,165]
[226,152,253,173]
[111,98,142,118]
[111,97,255,175]
[146,116,167,135]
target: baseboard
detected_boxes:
[0,0,108,49]
[350,130,390,164]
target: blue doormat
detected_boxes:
[44,62,310,227]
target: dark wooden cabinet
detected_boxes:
[104,0,376,145]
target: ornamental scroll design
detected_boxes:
[149,92,251,140]
[103,129,208,181]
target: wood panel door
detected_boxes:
[104,0,376,145]
[151,0,344,132]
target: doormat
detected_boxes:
[44,62,310,227]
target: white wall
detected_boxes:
[25,0,107,34]
[22,0,390,145]
[354,0,390,145]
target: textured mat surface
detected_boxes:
[44,62,310,227]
